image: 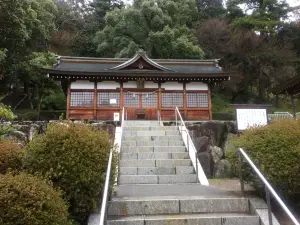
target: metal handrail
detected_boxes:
[175,107,209,185]
[98,107,125,225]
[237,148,300,225]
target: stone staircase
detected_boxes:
[119,120,197,185]
[89,120,276,225]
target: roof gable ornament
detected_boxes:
[109,49,174,72]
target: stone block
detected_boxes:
[165,130,180,135]
[222,216,260,225]
[108,199,179,216]
[210,146,223,163]
[118,175,158,184]
[153,146,186,152]
[180,198,249,213]
[255,209,280,225]
[175,166,195,174]
[158,175,197,184]
[123,136,151,141]
[136,140,169,147]
[144,215,220,225]
[172,152,189,159]
[121,153,138,160]
[168,140,184,146]
[123,141,136,147]
[138,152,172,160]
[120,160,155,167]
[136,131,166,136]
[197,151,213,178]
[137,167,175,175]
[108,217,144,225]
[120,167,138,175]
[122,147,153,153]
[156,159,192,167]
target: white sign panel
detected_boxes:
[114,112,120,121]
[110,99,117,104]
[236,108,268,131]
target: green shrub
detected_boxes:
[0,172,71,225]
[23,123,115,224]
[228,120,300,199]
[0,141,23,174]
[0,103,16,120]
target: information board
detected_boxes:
[236,108,268,131]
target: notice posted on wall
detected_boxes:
[236,108,268,131]
[110,99,117,104]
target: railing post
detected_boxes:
[238,150,245,196]
[187,132,189,153]
[266,187,273,225]
[175,108,177,127]
[195,151,198,183]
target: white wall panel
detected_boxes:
[161,82,183,90]
[71,80,94,89]
[123,81,137,88]
[186,82,208,91]
[144,81,158,88]
[97,81,120,89]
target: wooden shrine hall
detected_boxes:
[46,50,231,120]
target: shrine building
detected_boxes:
[46,50,231,120]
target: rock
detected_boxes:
[225,121,237,134]
[6,131,28,146]
[197,151,213,178]
[210,146,223,163]
[214,159,231,178]
[194,136,210,153]
[223,133,237,157]
[189,121,227,147]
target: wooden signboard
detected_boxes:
[232,104,271,131]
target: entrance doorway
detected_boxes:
[124,91,158,120]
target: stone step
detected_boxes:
[118,174,198,184]
[120,152,189,160]
[123,126,178,131]
[122,140,184,147]
[120,159,192,167]
[123,135,181,142]
[123,130,180,136]
[105,214,259,225]
[121,146,187,153]
[108,197,250,216]
[120,166,195,175]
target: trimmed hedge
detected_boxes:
[23,123,115,224]
[0,141,23,174]
[228,120,300,199]
[0,173,71,225]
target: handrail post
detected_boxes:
[195,151,198,183]
[175,108,177,127]
[187,132,189,153]
[266,187,273,225]
[237,150,245,197]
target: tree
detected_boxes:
[94,0,204,59]
[197,0,226,21]
[0,0,57,96]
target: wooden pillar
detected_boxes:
[290,94,296,119]
[183,83,187,120]
[120,81,124,116]
[66,82,71,119]
[93,82,97,120]
[158,83,162,119]
[208,85,212,120]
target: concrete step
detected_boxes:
[108,197,250,216]
[120,159,192,167]
[118,174,198,184]
[105,214,259,225]
[121,146,187,153]
[123,130,180,136]
[122,140,184,147]
[120,152,189,160]
[123,126,178,131]
[123,135,181,142]
[120,166,195,175]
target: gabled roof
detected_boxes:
[46,50,231,82]
[270,75,300,95]
[109,49,174,72]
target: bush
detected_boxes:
[23,123,115,224]
[0,103,16,120]
[0,172,71,225]
[228,120,300,199]
[0,141,23,174]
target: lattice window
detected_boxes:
[187,93,209,108]
[70,92,93,107]
[162,92,184,107]
[142,92,157,107]
[124,92,140,107]
[97,92,120,107]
